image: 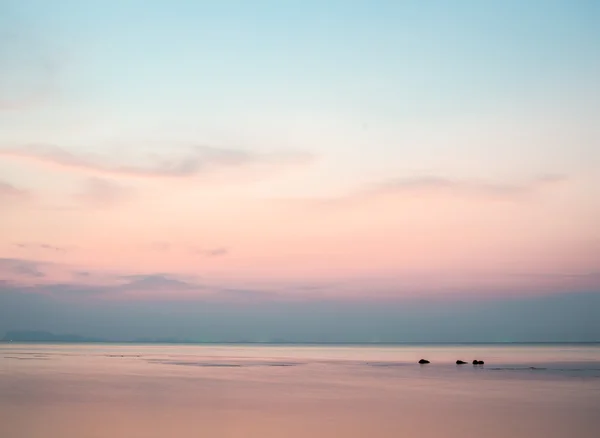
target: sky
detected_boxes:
[0,0,599,342]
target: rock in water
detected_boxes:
[478,360,485,365]
[418,359,430,364]
[472,360,485,365]
[456,360,467,365]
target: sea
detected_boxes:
[1,343,599,438]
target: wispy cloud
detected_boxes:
[73,177,133,207]
[0,259,269,301]
[0,180,31,202]
[293,174,567,207]
[146,242,230,257]
[118,274,201,292]
[372,174,566,197]
[2,274,275,303]
[0,258,45,279]
[2,255,599,303]
[0,258,116,288]
[0,144,314,180]
[74,271,91,278]
[14,242,72,253]
[193,247,230,258]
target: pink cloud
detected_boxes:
[73,177,133,207]
[0,144,314,180]
[0,180,31,203]
[284,174,568,208]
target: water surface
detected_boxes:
[1,343,599,437]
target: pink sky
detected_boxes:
[1,0,599,303]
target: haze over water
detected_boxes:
[1,343,599,438]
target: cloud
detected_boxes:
[294,174,567,207]
[0,258,45,279]
[0,258,206,296]
[0,260,271,301]
[372,174,566,198]
[2,255,599,308]
[205,248,229,257]
[146,243,229,257]
[194,247,229,257]
[0,257,121,288]
[0,144,314,180]
[73,177,133,207]
[14,242,71,253]
[43,275,271,301]
[118,274,200,292]
[114,275,271,300]
[0,180,31,202]
[11,273,213,300]
[74,271,91,278]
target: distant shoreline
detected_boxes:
[1,341,599,346]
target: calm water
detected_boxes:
[1,343,599,438]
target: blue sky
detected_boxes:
[2,0,598,191]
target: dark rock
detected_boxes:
[472,360,485,365]
[478,360,484,365]
[456,360,467,365]
[418,359,430,364]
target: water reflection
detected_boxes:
[1,344,599,438]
